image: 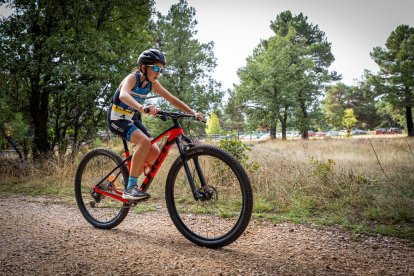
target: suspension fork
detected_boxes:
[176,136,208,201]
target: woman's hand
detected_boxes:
[193,111,204,121]
[142,105,158,115]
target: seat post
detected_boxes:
[122,139,131,171]
[122,139,129,152]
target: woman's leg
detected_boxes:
[128,129,151,178]
[143,143,161,170]
[122,129,151,199]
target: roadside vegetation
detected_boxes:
[1,136,413,241]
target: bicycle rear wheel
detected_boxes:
[74,148,130,229]
[165,145,253,248]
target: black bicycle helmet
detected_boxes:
[137,49,166,69]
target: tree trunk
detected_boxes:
[29,12,52,160]
[30,84,50,159]
[270,123,276,139]
[300,101,309,139]
[280,111,288,140]
[406,106,414,137]
[52,94,62,151]
[23,138,29,161]
[71,118,80,159]
[2,131,23,161]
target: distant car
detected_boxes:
[352,129,367,135]
[239,134,251,140]
[255,133,264,139]
[387,127,402,134]
[375,128,387,135]
[307,131,315,137]
[338,130,348,136]
[259,133,271,140]
[326,130,339,136]
[316,131,326,137]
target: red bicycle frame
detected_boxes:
[92,124,185,204]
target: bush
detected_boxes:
[219,133,260,173]
[219,133,251,164]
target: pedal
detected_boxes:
[128,195,151,206]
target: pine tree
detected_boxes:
[155,0,223,114]
[371,25,414,136]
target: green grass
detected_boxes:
[0,178,73,199]
[132,203,158,214]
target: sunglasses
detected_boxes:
[147,65,164,74]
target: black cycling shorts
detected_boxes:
[106,106,152,141]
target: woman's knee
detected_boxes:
[139,137,151,149]
[130,131,151,148]
[151,144,160,154]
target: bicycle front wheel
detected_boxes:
[165,145,253,248]
[74,148,130,229]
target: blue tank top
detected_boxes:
[112,72,152,111]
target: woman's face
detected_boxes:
[145,62,164,82]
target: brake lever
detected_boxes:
[158,113,168,121]
[194,115,206,124]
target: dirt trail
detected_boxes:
[0,195,413,275]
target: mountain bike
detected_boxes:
[74,110,253,248]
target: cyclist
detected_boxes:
[107,49,203,200]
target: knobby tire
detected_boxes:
[74,148,130,229]
[165,145,253,248]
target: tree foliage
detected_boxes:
[323,77,383,130]
[342,108,357,134]
[222,89,244,132]
[371,24,414,136]
[205,112,221,135]
[155,0,223,134]
[0,0,154,158]
[235,11,336,139]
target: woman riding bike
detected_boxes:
[106,49,203,200]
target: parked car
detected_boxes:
[316,131,326,137]
[259,133,271,140]
[375,128,387,135]
[255,133,265,139]
[352,129,368,135]
[387,127,402,134]
[292,131,300,137]
[307,131,315,137]
[338,130,349,136]
[326,130,339,136]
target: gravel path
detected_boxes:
[0,195,413,275]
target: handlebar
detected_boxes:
[143,107,206,123]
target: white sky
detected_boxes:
[155,0,414,90]
[2,1,413,91]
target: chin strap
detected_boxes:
[140,68,151,85]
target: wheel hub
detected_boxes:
[198,186,218,202]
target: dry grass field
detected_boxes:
[1,136,413,240]
[246,136,414,239]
